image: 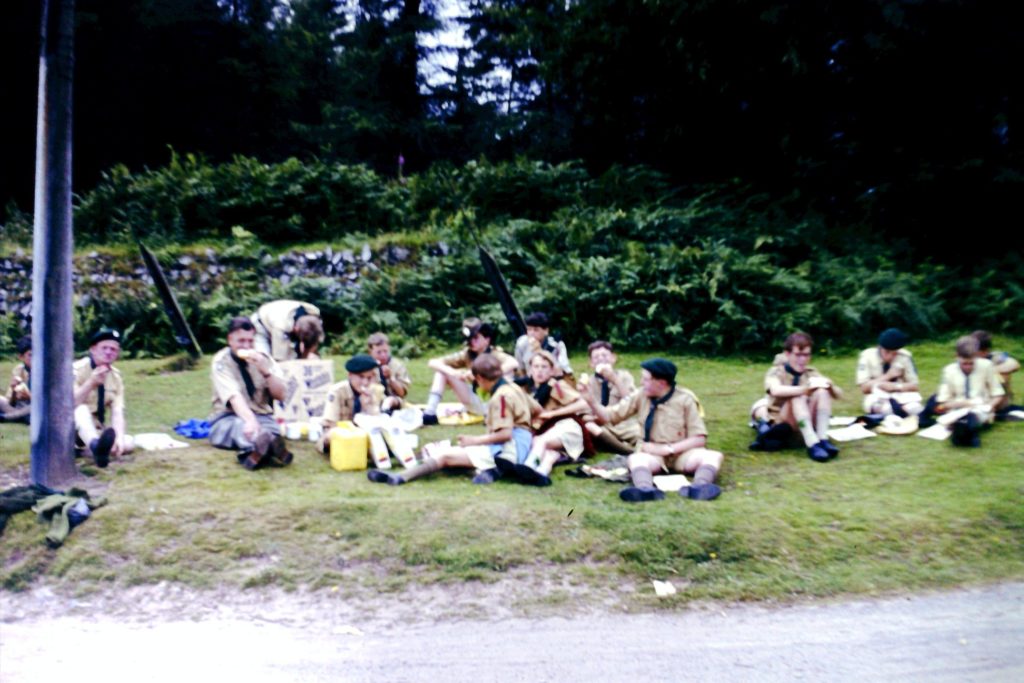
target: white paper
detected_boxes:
[827,424,878,442]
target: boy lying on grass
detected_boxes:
[366,353,532,486]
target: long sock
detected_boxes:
[425,391,442,414]
[692,464,717,486]
[595,430,633,455]
[815,405,830,441]
[797,418,818,446]
[401,456,441,482]
[631,466,654,489]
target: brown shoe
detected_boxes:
[268,435,293,467]
[242,431,274,470]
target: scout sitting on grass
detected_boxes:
[578,340,640,455]
[317,354,382,452]
[752,332,843,462]
[972,329,1020,416]
[367,332,411,413]
[502,350,590,486]
[934,336,1005,447]
[208,317,292,470]
[421,318,517,425]
[582,358,723,503]
[72,328,135,467]
[366,353,532,486]
[0,335,31,424]
[856,328,923,418]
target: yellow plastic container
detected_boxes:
[329,421,369,472]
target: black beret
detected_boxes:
[345,354,379,373]
[878,328,909,351]
[90,327,121,346]
[15,335,32,355]
[525,312,550,328]
[640,358,677,384]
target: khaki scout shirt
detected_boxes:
[321,380,381,426]
[210,347,283,416]
[439,346,515,371]
[856,348,918,387]
[487,380,534,432]
[936,358,1004,405]
[604,386,707,444]
[584,369,640,442]
[8,363,30,403]
[763,363,830,420]
[372,356,412,399]
[73,356,124,424]
[527,378,583,413]
[252,299,321,362]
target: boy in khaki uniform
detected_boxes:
[583,358,724,503]
[502,350,589,486]
[934,336,1004,446]
[756,332,843,462]
[971,330,1020,415]
[0,335,31,424]
[367,353,533,486]
[367,332,411,412]
[72,328,134,467]
[251,299,324,361]
[317,354,382,452]
[208,317,292,470]
[578,340,640,454]
[422,318,517,424]
[856,328,923,417]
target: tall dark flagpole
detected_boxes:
[30,0,78,485]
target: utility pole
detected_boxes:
[30,0,78,485]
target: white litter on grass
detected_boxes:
[652,580,677,597]
[653,474,690,492]
[133,433,189,451]
[829,416,858,427]
[917,424,952,441]
[826,424,877,442]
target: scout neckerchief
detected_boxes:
[351,381,362,414]
[89,356,106,425]
[879,348,890,374]
[600,377,611,406]
[290,305,309,358]
[783,363,803,386]
[643,386,675,442]
[377,358,392,397]
[533,380,553,408]
[962,366,971,398]
[231,352,257,401]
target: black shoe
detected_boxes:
[242,432,273,470]
[268,435,293,466]
[807,442,830,463]
[421,413,439,426]
[513,463,552,487]
[819,439,839,459]
[619,486,665,503]
[493,457,518,480]
[681,483,721,501]
[472,468,501,485]
[367,469,404,485]
[90,427,116,468]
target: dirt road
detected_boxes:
[2,582,1021,681]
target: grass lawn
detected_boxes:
[2,335,1022,608]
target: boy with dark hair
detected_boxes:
[0,335,32,423]
[421,317,517,424]
[367,353,533,486]
[753,332,843,462]
[251,299,324,361]
[856,328,923,417]
[208,317,292,470]
[514,311,572,380]
[583,358,723,503]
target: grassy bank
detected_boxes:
[1,337,1022,608]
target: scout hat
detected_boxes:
[876,414,919,436]
[89,327,121,346]
[878,328,909,351]
[345,354,378,373]
[640,358,677,385]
